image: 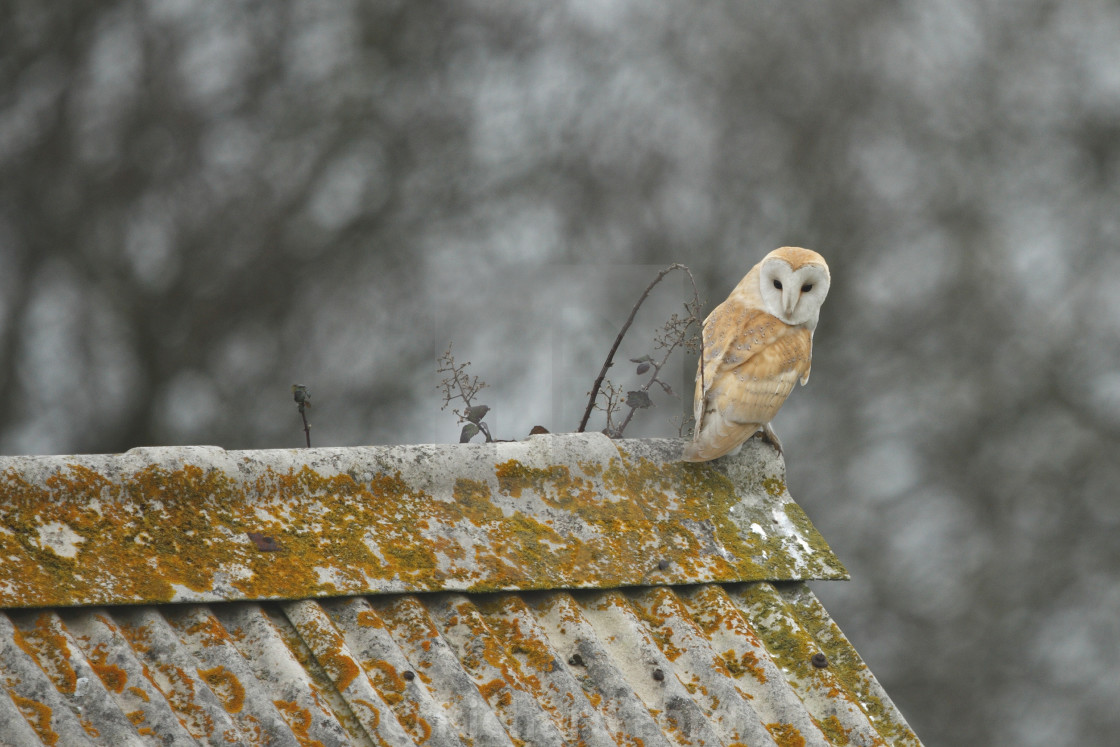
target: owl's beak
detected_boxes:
[782,287,797,317]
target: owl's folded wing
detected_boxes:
[694,302,813,434]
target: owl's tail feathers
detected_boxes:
[682,418,761,462]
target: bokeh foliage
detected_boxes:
[3,2,1120,743]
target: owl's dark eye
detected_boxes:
[801,283,813,293]
[773,279,783,290]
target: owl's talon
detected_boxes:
[759,423,784,455]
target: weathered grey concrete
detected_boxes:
[0,434,845,608]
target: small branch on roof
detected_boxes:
[578,264,704,437]
[438,343,494,443]
[292,384,312,447]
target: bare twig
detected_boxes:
[437,343,493,442]
[292,384,312,447]
[578,263,703,434]
[612,304,701,435]
[589,379,625,435]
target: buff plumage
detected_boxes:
[683,247,830,462]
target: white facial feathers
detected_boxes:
[758,252,831,330]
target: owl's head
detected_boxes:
[758,247,830,330]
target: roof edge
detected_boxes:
[0,434,847,609]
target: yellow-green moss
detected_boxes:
[818,714,852,745]
[777,583,915,746]
[738,584,819,678]
[762,477,786,498]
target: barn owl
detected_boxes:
[683,247,830,462]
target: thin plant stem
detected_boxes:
[578,263,703,433]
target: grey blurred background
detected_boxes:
[3,1,1120,743]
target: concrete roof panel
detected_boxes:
[0,434,846,609]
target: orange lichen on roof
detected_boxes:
[453,597,535,686]
[309,638,360,693]
[452,477,503,520]
[478,677,512,706]
[380,595,441,647]
[380,682,428,740]
[198,665,246,714]
[126,709,155,737]
[349,698,380,728]
[184,614,235,648]
[283,600,371,721]
[627,587,690,662]
[469,592,613,744]
[766,722,807,747]
[91,658,128,694]
[719,649,767,683]
[145,658,214,738]
[12,693,58,745]
[273,699,326,747]
[117,618,152,653]
[399,711,432,743]
[367,659,406,702]
[356,655,427,743]
[355,609,385,629]
[476,594,556,674]
[13,612,79,693]
[0,436,846,609]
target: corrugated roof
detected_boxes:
[0,583,916,746]
[0,434,921,745]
